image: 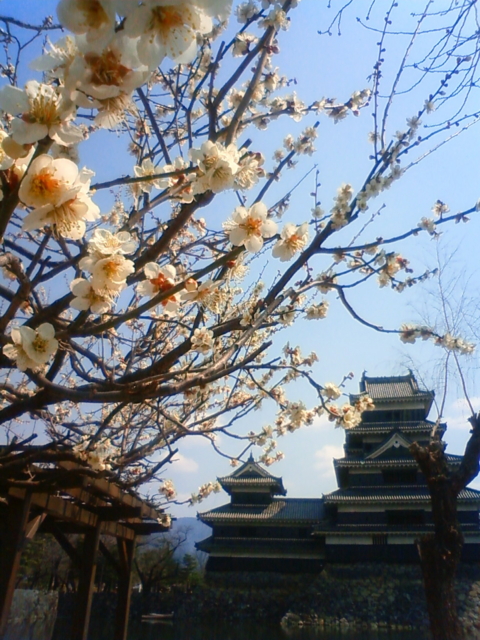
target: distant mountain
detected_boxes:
[170,517,211,559]
[144,517,210,561]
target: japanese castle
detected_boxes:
[196,374,480,571]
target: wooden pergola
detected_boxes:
[0,457,169,640]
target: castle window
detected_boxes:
[386,510,425,525]
[382,469,417,484]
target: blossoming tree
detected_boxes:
[1,3,480,623]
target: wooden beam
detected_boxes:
[0,492,32,636]
[25,513,46,540]
[113,537,136,640]
[99,540,121,575]
[72,524,101,640]
[61,487,142,520]
[8,488,135,540]
[58,461,162,520]
[94,506,142,521]
[49,521,81,568]
[126,522,170,535]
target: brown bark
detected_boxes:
[411,439,465,640]
[416,480,464,640]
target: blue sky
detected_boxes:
[3,0,480,515]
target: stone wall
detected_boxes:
[52,563,480,638]
[283,563,480,638]
[5,590,58,640]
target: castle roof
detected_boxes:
[323,486,480,505]
[351,373,433,410]
[217,454,286,496]
[333,452,463,469]
[349,420,444,435]
[198,497,324,524]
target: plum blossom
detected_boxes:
[23,196,100,240]
[327,402,361,429]
[152,156,195,202]
[159,479,176,500]
[134,158,164,193]
[432,199,449,217]
[330,183,353,229]
[190,481,221,504]
[272,222,309,261]
[137,263,179,314]
[19,155,79,209]
[323,382,341,400]
[191,327,215,354]
[64,35,149,127]
[0,81,83,146]
[418,217,437,235]
[234,153,265,190]
[232,32,258,56]
[306,301,329,320]
[123,0,230,70]
[260,7,289,30]
[435,333,475,355]
[20,156,100,239]
[87,229,137,257]
[77,230,136,299]
[70,278,114,314]
[74,439,113,471]
[375,252,409,288]
[283,401,310,431]
[223,202,277,252]
[339,404,362,429]
[79,244,133,290]
[89,254,135,292]
[0,129,14,171]
[236,1,259,23]
[316,272,337,293]
[190,141,240,194]
[56,0,117,47]
[30,36,78,81]
[181,278,222,309]
[3,323,58,371]
[354,395,375,413]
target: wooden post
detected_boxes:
[113,536,136,640]
[71,524,101,640]
[0,492,32,638]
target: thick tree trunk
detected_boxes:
[411,441,464,640]
[417,530,463,640]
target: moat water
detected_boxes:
[75,620,430,640]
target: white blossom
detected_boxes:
[86,253,135,293]
[306,301,329,320]
[123,0,223,70]
[223,202,277,252]
[57,0,117,46]
[87,229,137,256]
[272,222,309,261]
[3,323,58,371]
[70,278,114,314]
[159,479,176,500]
[137,263,179,314]
[20,156,100,239]
[191,327,214,354]
[418,217,437,235]
[19,155,79,209]
[65,35,149,117]
[190,140,240,194]
[323,382,341,400]
[0,81,83,146]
